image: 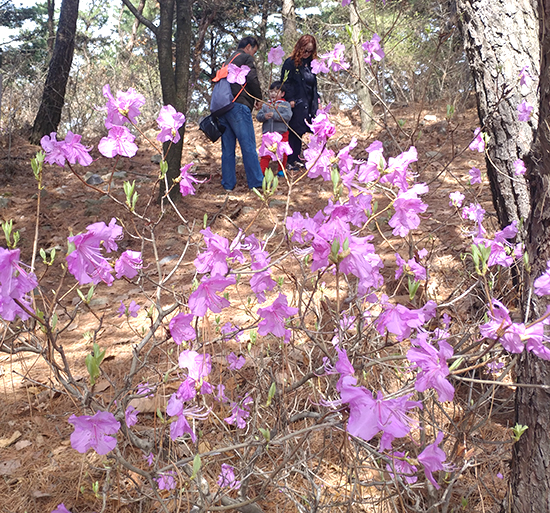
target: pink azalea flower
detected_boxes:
[386,451,418,484]
[98,125,138,158]
[144,452,154,466]
[166,398,208,441]
[102,84,146,128]
[462,203,486,238]
[468,127,485,152]
[117,300,140,318]
[449,191,465,208]
[259,131,293,162]
[169,312,196,344]
[68,410,120,455]
[0,247,38,321]
[137,382,154,398]
[41,131,93,167]
[311,58,330,74]
[224,395,252,428]
[156,104,186,144]
[227,352,246,370]
[115,250,142,279]
[156,471,176,490]
[395,253,426,281]
[178,350,212,381]
[257,293,298,343]
[362,33,385,65]
[125,405,139,427]
[217,463,241,490]
[188,275,236,317]
[319,43,350,72]
[267,45,285,65]
[517,100,533,122]
[407,331,455,402]
[227,63,250,85]
[179,162,206,197]
[469,166,482,184]
[534,261,550,296]
[389,183,429,237]
[215,383,229,403]
[52,504,71,513]
[66,218,122,286]
[376,299,437,341]
[514,158,527,175]
[381,146,418,191]
[519,66,532,88]
[195,228,244,277]
[418,432,451,489]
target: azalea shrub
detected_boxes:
[0,44,542,513]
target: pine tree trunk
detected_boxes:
[30,0,79,145]
[455,0,537,236]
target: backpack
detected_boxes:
[209,53,246,117]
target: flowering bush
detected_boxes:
[0,37,541,513]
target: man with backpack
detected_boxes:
[217,37,264,191]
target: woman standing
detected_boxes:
[280,35,320,169]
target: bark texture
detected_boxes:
[30,0,79,145]
[456,0,538,235]
[511,1,550,509]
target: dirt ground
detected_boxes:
[0,102,506,513]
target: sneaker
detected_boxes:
[277,170,284,177]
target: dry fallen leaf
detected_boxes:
[0,430,22,448]
[14,440,32,451]
[0,459,22,475]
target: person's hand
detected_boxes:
[265,112,273,119]
[254,101,262,110]
[290,101,296,108]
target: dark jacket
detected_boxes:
[225,50,262,112]
[280,56,320,134]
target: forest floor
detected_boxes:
[0,101,512,513]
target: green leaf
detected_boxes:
[265,382,276,407]
[191,454,202,479]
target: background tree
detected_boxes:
[29,0,79,144]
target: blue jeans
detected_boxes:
[218,103,264,190]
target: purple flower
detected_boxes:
[227,63,250,85]
[362,33,385,65]
[51,504,71,513]
[319,43,350,72]
[169,312,196,344]
[395,253,426,281]
[215,383,229,403]
[41,131,93,167]
[418,432,451,489]
[449,191,465,208]
[137,382,154,398]
[497,472,504,479]
[514,159,527,176]
[381,146,418,191]
[68,410,120,455]
[188,275,236,317]
[166,400,208,441]
[125,405,139,427]
[257,293,298,343]
[311,58,330,74]
[376,299,437,341]
[267,45,285,65]
[115,250,142,279]
[117,300,140,318]
[520,66,532,88]
[517,101,533,122]
[66,219,123,286]
[144,452,154,466]
[178,350,211,381]
[157,104,186,143]
[156,471,176,491]
[407,332,455,402]
[217,463,241,490]
[224,395,253,428]
[259,131,293,162]
[389,183,429,237]
[469,166,482,184]
[103,84,146,128]
[469,127,485,152]
[0,247,38,321]
[194,228,244,277]
[98,125,138,158]
[534,261,550,296]
[386,451,418,484]
[462,203,486,238]
[179,162,206,197]
[227,352,246,370]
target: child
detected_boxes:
[256,81,293,174]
